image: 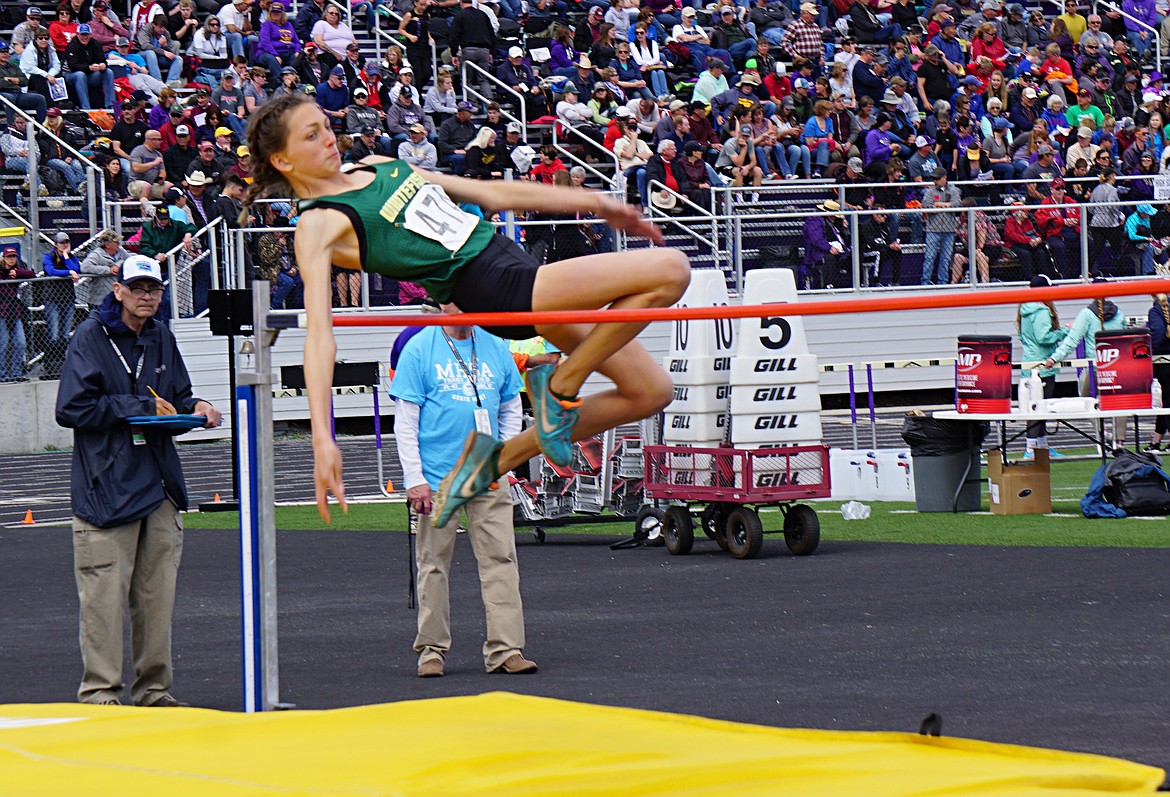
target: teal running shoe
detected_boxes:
[525,364,581,468]
[432,431,504,528]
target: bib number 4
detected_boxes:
[404,184,479,252]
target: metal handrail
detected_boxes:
[550,123,622,190]
[719,171,1159,194]
[549,126,614,187]
[371,6,439,82]
[164,215,225,321]
[461,59,528,137]
[1096,0,1160,74]
[645,178,723,269]
[0,93,107,237]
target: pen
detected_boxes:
[147,386,161,400]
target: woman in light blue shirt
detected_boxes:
[802,99,834,177]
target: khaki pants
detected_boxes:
[73,501,183,705]
[414,486,525,671]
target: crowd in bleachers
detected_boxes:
[2,0,1170,380]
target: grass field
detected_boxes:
[182,449,1170,547]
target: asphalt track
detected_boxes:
[2,524,1168,771]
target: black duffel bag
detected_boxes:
[1103,450,1170,516]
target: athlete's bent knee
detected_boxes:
[655,250,691,303]
[638,366,676,415]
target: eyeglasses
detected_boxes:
[128,285,165,297]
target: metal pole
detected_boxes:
[848,363,858,449]
[1080,203,1090,278]
[967,208,977,287]
[210,222,220,291]
[866,363,877,449]
[86,170,97,232]
[236,281,282,711]
[168,252,178,324]
[25,123,39,247]
[227,335,240,502]
[734,212,744,295]
[503,170,516,242]
[233,225,249,288]
[850,210,861,291]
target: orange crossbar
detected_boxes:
[328,279,1170,328]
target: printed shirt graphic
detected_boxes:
[390,326,521,489]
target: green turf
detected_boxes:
[181,451,1170,547]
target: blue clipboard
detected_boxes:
[126,415,208,432]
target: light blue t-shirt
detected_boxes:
[390,326,521,490]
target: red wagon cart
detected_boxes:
[643,444,831,559]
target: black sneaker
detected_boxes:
[1144,442,1163,453]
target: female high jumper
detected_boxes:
[244,94,690,525]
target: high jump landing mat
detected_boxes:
[0,692,1162,796]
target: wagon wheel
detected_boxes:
[783,504,821,556]
[699,502,732,552]
[724,507,764,560]
[634,506,665,547]
[662,506,695,556]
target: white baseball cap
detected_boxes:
[508,45,524,58]
[119,254,164,285]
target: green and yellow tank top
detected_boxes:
[297,160,496,302]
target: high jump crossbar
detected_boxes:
[318,280,1170,330]
[238,277,1170,712]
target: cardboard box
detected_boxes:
[987,449,1051,515]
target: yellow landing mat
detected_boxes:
[0,692,1162,796]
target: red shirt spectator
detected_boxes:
[603,116,625,151]
[529,150,566,184]
[1036,182,1081,238]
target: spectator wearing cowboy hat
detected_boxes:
[802,199,849,289]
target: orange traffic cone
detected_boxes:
[386,480,395,493]
[213,493,221,502]
[22,509,34,525]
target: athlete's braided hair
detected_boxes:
[1156,293,1170,339]
[239,93,315,226]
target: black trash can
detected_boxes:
[901,415,990,513]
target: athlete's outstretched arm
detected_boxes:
[293,209,350,522]
[423,168,666,245]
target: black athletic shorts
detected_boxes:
[449,234,541,339]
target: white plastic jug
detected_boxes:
[1018,371,1045,414]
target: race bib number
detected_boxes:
[403,183,479,252]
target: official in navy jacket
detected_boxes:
[55,255,221,707]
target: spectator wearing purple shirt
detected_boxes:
[255,1,301,87]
